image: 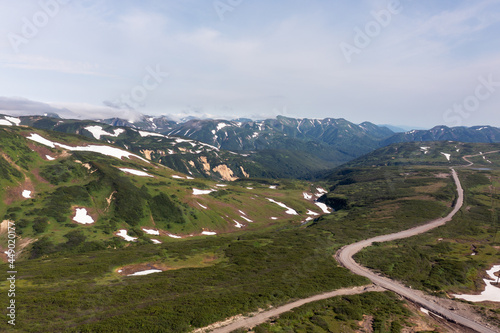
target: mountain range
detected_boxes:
[6,113,500,180]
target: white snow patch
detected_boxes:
[246,187,253,190]
[73,208,94,224]
[172,175,184,179]
[138,131,165,138]
[142,228,160,235]
[151,239,162,244]
[167,233,182,239]
[193,189,215,195]
[269,185,277,189]
[315,202,331,214]
[22,190,32,199]
[453,265,500,302]
[307,210,319,216]
[116,229,137,242]
[201,231,217,236]
[315,188,327,197]
[45,155,55,161]
[216,123,229,131]
[186,176,194,180]
[267,198,298,215]
[0,119,12,126]
[441,152,451,161]
[420,147,430,154]
[216,184,227,187]
[233,220,244,228]
[420,307,430,315]
[271,217,278,220]
[85,126,124,139]
[27,133,149,163]
[197,202,208,209]
[5,116,21,125]
[240,215,253,223]
[303,192,313,200]
[128,269,162,277]
[119,168,153,177]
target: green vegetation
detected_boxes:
[253,292,411,333]
[356,169,500,297]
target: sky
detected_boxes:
[0,0,499,128]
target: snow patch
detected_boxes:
[116,229,137,242]
[85,126,125,139]
[45,155,55,161]
[315,202,331,214]
[193,189,215,195]
[197,202,208,209]
[167,233,182,239]
[142,228,160,235]
[5,116,21,125]
[138,131,165,138]
[453,265,500,302]
[22,190,32,199]
[303,192,313,200]
[307,210,319,216]
[27,133,149,163]
[441,152,451,161]
[267,198,298,215]
[201,231,217,236]
[151,239,162,244]
[0,119,13,126]
[233,220,244,228]
[216,123,229,131]
[240,215,253,223]
[269,185,277,189]
[128,269,162,277]
[119,168,153,177]
[73,208,94,224]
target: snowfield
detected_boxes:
[116,229,138,242]
[119,168,154,177]
[266,198,298,215]
[27,133,149,163]
[201,231,217,236]
[315,202,331,214]
[85,126,125,140]
[453,265,500,302]
[128,269,162,277]
[142,228,160,235]
[73,208,94,224]
[193,189,215,195]
[22,190,32,199]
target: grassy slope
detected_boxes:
[1,128,499,332]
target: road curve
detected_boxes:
[336,169,498,333]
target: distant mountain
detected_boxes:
[383,125,500,146]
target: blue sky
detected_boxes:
[0,0,499,127]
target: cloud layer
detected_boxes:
[0,0,499,127]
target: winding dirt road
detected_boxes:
[336,169,498,333]
[198,167,500,333]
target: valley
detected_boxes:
[0,115,499,332]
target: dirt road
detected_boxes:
[202,285,385,333]
[336,169,498,333]
[198,168,499,333]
